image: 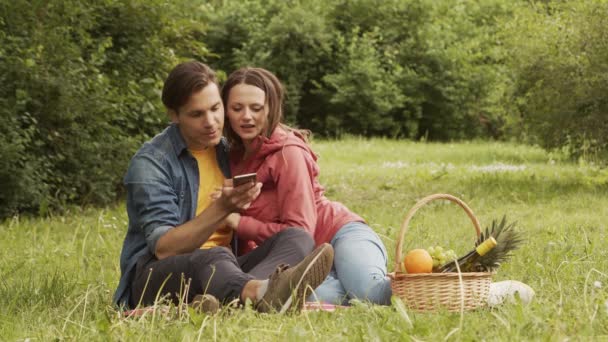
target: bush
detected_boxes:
[4,0,605,218]
[0,0,211,218]
[204,0,511,139]
[204,0,334,124]
[501,1,608,160]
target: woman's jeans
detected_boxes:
[308,221,392,305]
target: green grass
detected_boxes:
[1,139,607,340]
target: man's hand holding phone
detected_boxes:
[217,173,260,212]
[233,172,257,186]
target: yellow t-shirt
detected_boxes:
[189,147,233,249]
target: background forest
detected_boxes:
[1,0,607,218]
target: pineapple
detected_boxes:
[472,215,523,272]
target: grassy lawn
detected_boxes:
[1,139,607,341]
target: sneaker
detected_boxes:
[190,294,220,315]
[256,243,334,314]
[487,280,535,307]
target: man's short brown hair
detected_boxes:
[161,61,217,113]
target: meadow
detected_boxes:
[1,139,607,341]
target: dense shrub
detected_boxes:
[0,0,210,218]
[203,0,334,125]
[500,1,608,160]
[204,0,511,139]
[1,0,606,218]
[204,0,606,156]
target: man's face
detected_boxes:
[170,83,224,150]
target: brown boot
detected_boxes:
[256,243,334,314]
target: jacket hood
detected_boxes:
[232,127,316,167]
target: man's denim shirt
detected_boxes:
[113,123,231,308]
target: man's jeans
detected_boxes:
[308,221,392,305]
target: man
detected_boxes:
[113,61,333,313]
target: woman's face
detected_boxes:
[226,84,269,146]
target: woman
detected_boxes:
[221,67,391,305]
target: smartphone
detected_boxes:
[233,172,257,186]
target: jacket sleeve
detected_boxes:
[237,146,318,243]
[124,153,180,254]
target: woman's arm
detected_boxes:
[236,146,318,244]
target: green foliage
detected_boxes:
[0,112,47,217]
[2,0,607,218]
[501,1,608,160]
[204,0,334,124]
[319,28,413,137]
[203,0,608,155]
[414,0,514,140]
[204,0,511,139]
[0,0,211,218]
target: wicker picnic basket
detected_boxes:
[389,194,492,312]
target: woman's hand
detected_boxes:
[225,213,241,230]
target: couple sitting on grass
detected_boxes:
[113,61,392,313]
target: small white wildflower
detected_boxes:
[469,163,527,173]
[382,161,409,169]
[593,281,602,289]
[430,163,455,175]
[440,163,456,171]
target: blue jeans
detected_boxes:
[307,222,392,305]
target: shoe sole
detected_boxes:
[279,243,333,314]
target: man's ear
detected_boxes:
[168,109,179,123]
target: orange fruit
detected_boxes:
[403,249,433,273]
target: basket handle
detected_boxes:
[394,193,482,273]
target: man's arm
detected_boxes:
[154,180,261,259]
[125,153,261,260]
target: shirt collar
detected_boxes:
[167,123,229,157]
[167,123,189,156]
